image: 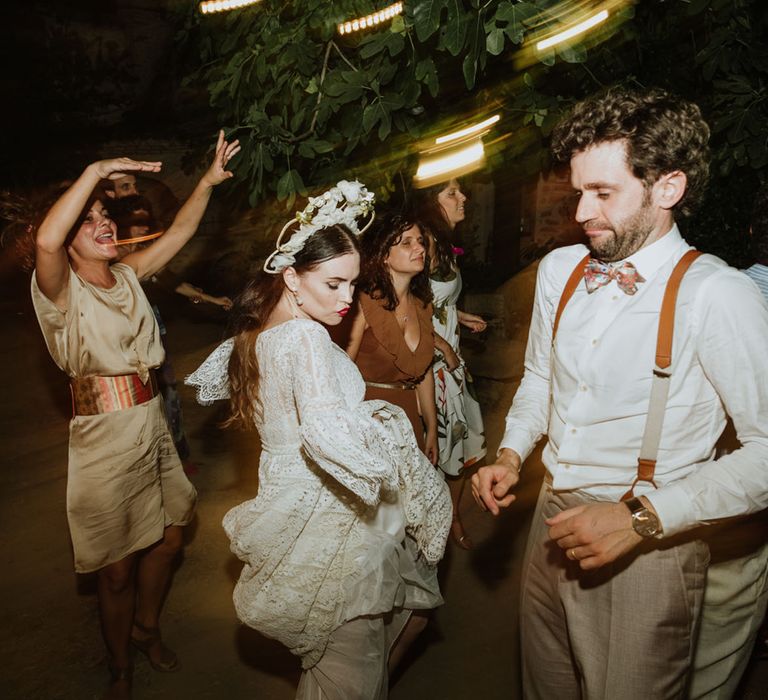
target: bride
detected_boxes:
[187,182,451,699]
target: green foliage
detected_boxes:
[181,0,768,264]
[181,0,579,206]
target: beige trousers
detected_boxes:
[296,608,411,700]
[690,514,768,699]
[521,481,709,700]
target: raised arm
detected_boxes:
[121,130,240,280]
[35,158,161,307]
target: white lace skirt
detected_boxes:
[223,466,443,669]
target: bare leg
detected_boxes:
[448,475,473,549]
[388,611,429,674]
[97,554,138,698]
[132,526,183,670]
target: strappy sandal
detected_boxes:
[131,621,180,673]
[103,662,132,700]
[451,515,474,550]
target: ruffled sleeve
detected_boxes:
[288,322,400,506]
[359,399,452,565]
[185,338,234,405]
[288,322,450,562]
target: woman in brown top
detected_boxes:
[347,210,438,465]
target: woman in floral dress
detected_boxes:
[419,178,487,549]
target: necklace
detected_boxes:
[396,295,411,324]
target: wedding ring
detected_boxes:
[568,548,577,561]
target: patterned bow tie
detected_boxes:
[584,259,646,295]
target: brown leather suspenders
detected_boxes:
[553,254,591,340]
[551,249,703,500]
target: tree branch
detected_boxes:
[331,40,359,72]
[287,39,359,144]
[287,40,334,143]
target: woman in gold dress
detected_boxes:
[31,131,238,698]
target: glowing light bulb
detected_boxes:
[536,9,610,51]
[337,2,404,36]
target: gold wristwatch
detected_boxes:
[624,497,663,538]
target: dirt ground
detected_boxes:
[1,269,766,699]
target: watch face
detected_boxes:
[633,510,661,537]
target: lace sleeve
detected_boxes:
[363,400,452,565]
[288,322,399,506]
[184,338,234,405]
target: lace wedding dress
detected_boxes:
[187,319,451,670]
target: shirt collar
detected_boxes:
[623,224,686,281]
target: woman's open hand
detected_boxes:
[92,158,162,180]
[201,130,241,187]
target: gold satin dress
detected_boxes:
[31,263,197,573]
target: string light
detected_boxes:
[413,140,485,188]
[435,115,500,146]
[338,2,403,36]
[535,9,609,51]
[199,0,263,16]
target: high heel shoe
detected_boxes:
[131,621,180,673]
[451,516,474,550]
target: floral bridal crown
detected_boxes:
[263,180,376,274]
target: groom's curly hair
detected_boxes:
[550,86,710,217]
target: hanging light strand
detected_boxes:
[413,140,486,188]
[199,0,263,16]
[338,2,403,36]
[435,115,500,146]
[535,8,610,51]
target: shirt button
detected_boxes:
[564,464,571,470]
[612,295,619,301]
[580,384,587,391]
[591,339,598,346]
[571,428,577,434]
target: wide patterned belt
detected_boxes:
[365,379,418,391]
[70,370,159,416]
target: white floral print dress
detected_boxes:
[431,265,487,476]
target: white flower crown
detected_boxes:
[263,180,376,274]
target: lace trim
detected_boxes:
[184,337,234,404]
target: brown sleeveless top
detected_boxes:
[356,292,434,384]
[354,292,434,451]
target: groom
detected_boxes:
[473,87,768,698]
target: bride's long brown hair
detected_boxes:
[225,224,360,429]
